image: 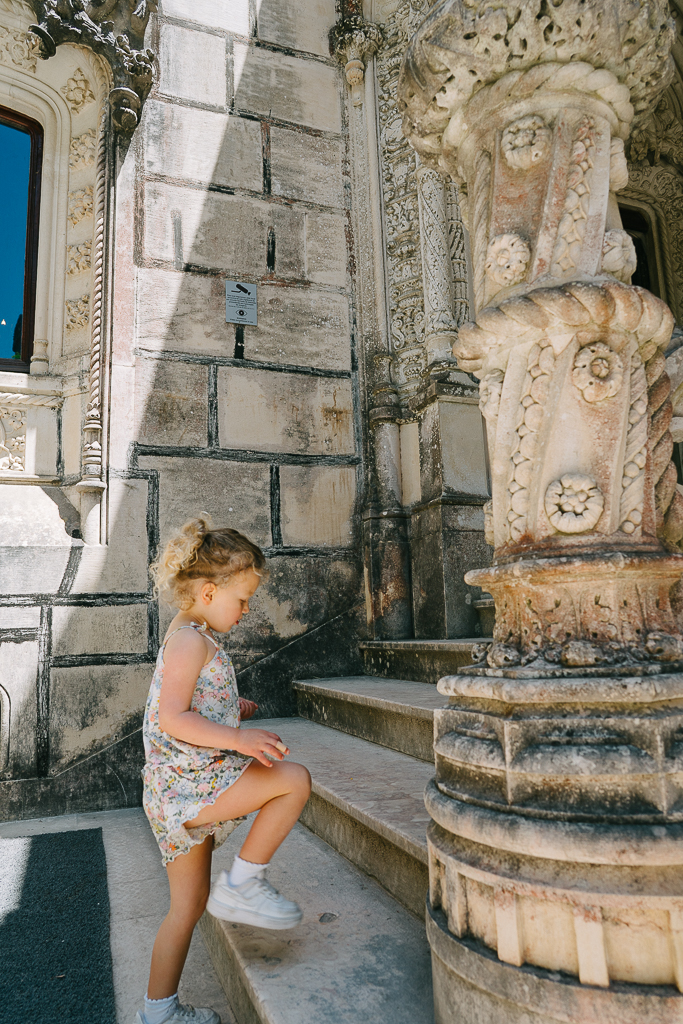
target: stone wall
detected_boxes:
[0,0,367,819]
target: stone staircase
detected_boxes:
[200,639,477,1024]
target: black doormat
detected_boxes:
[0,828,116,1023]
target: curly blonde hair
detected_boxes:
[151,516,267,609]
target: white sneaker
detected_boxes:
[134,1004,220,1024]
[207,870,302,929]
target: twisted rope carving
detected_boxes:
[82,105,107,477]
[646,348,683,545]
[620,343,648,535]
[0,393,62,408]
[471,150,491,314]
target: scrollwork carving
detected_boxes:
[65,294,90,330]
[69,129,96,170]
[67,241,92,275]
[0,26,41,70]
[68,185,93,226]
[27,0,157,130]
[0,407,26,472]
[601,229,637,283]
[61,67,94,113]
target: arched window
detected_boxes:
[618,204,661,297]
[0,107,42,370]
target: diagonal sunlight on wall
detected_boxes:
[41,0,365,797]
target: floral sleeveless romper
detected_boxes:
[142,622,252,865]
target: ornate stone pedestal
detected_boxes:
[398,1,683,1018]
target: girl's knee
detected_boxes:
[289,761,311,796]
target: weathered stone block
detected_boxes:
[270,128,343,207]
[136,268,234,356]
[217,368,355,454]
[52,605,148,656]
[305,211,348,287]
[440,401,488,496]
[143,102,262,191]
[143,182,269,275]
[162,0,250,34]
[138,456,272,549]
[48,663,152,773]
[70,479,150,594]
[233,43,341,132]
[280,466,357,546]
[0,640,38,777]
[226,553,362,674]
[159,23,227,107]
[134,358,208,448]
[247,286,351,370]
[0,607,40,628]
[257,0,333,56]
[0,487,73,594]
[135,272,352,367]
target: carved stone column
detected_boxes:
[400,2,683,1020]
[417,165,460,372]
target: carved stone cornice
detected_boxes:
[330,14,383,87]
[26,0,157,131]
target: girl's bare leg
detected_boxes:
[147,835,213,999]
[185,760,311,865]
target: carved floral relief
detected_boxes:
[0,407,25,472]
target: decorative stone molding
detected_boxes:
[69,128,96,170]
[0,25,40,70]
[601,228,637,282]
[66,240,91,275]
[484,233,530,290]
[61,66,94,113]
[27,0,157,130]
[375,0,470,401]
[400,0,683,1012]
[417,165,460,370]
[65,294,90,330]
[330,15,383,91]
[67,185,93,226]
[0,406,26,471]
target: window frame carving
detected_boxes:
[0,104,43,372]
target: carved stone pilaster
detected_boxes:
[416,165,459,372]
[400,1,683,1018]
[27,0,157,131]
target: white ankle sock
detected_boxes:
[228,854,270,887]
[143,992,178,1024]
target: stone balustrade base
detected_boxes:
[427,900,683,1024]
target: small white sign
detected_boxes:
[225,280,257,326]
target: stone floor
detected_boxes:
[0,807,235,1024]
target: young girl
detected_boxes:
[135,518,311,1024]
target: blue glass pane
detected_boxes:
[0,122,31,360]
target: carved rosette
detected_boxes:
[399,0,683,1005]
[27,0,157,130]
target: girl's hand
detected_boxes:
[235,728,290,767]
[238,697,258,720]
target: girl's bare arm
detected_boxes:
[157,630,285,766]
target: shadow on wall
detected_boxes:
[23,0,367,813]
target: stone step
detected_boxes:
[360,639,478,684]
[243,717,433,917]
[200,821,435,1024]
[293,675,444,762]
